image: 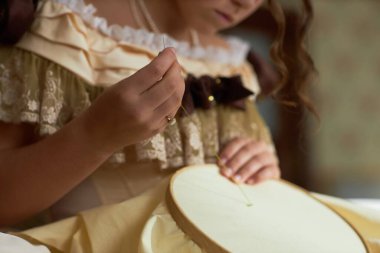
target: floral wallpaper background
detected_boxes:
[310,0,380,197]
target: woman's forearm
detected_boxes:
[0,116,113,226]
[0,48,184,227]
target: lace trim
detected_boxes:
[51,0,250,66]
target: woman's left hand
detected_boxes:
[218,137,281,185]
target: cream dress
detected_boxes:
[0,0,379,252]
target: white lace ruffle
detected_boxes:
[52,0,250,66]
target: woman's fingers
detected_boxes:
[130,47,178,93]
[132,47,184,127]
[219,138,251,163]
[149,71,184,126]
[234,152,278,183]
[152,99,182,127]
[219,140,267,177]
[218,138,280,184]
[84,48,184,151]
[247,166,281,185]
[143,61,184,110]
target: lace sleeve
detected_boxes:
[0,47,127,163]
[0,47,92,135]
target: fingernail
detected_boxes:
[219,158,227,165]
[223,167,233,177]
[168,47,176,55]
[233,174,242,183]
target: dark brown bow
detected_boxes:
[180,74,254,116]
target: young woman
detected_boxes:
[0,0,287,226]
[1,0,379,252]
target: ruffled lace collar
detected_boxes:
[51,0,250,66]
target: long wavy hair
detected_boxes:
[267,0,318,118]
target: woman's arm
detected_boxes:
[0,119,110,227]
[0,48,185,226]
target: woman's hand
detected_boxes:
[80,48,185,155]
[218,137,280,184]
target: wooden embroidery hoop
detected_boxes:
[166,165,368,253]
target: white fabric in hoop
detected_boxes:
[166,165,367,253]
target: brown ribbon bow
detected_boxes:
[180,74,254,116]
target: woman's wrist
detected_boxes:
[68,114,119,162]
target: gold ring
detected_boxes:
[166,116,176,126]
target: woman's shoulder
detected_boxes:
[8,0,254,87]
[4,0,261,92]
[31,0,250,66]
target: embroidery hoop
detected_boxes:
[166,165,368,253]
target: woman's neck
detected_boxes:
[142,0,229,49]
[86,0,229,48]
[142,0,191,41]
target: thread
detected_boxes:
[180,105,253,207]
[162,35,253,207]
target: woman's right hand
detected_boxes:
[80,48,185,154]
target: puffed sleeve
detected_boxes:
[0,46,94,135]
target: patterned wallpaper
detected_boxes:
[310,0,380,197]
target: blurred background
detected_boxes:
[228,0,380,198]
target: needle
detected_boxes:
[163,34,166,49]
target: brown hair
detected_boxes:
[0,0,38,44]
[267,0,318,118]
